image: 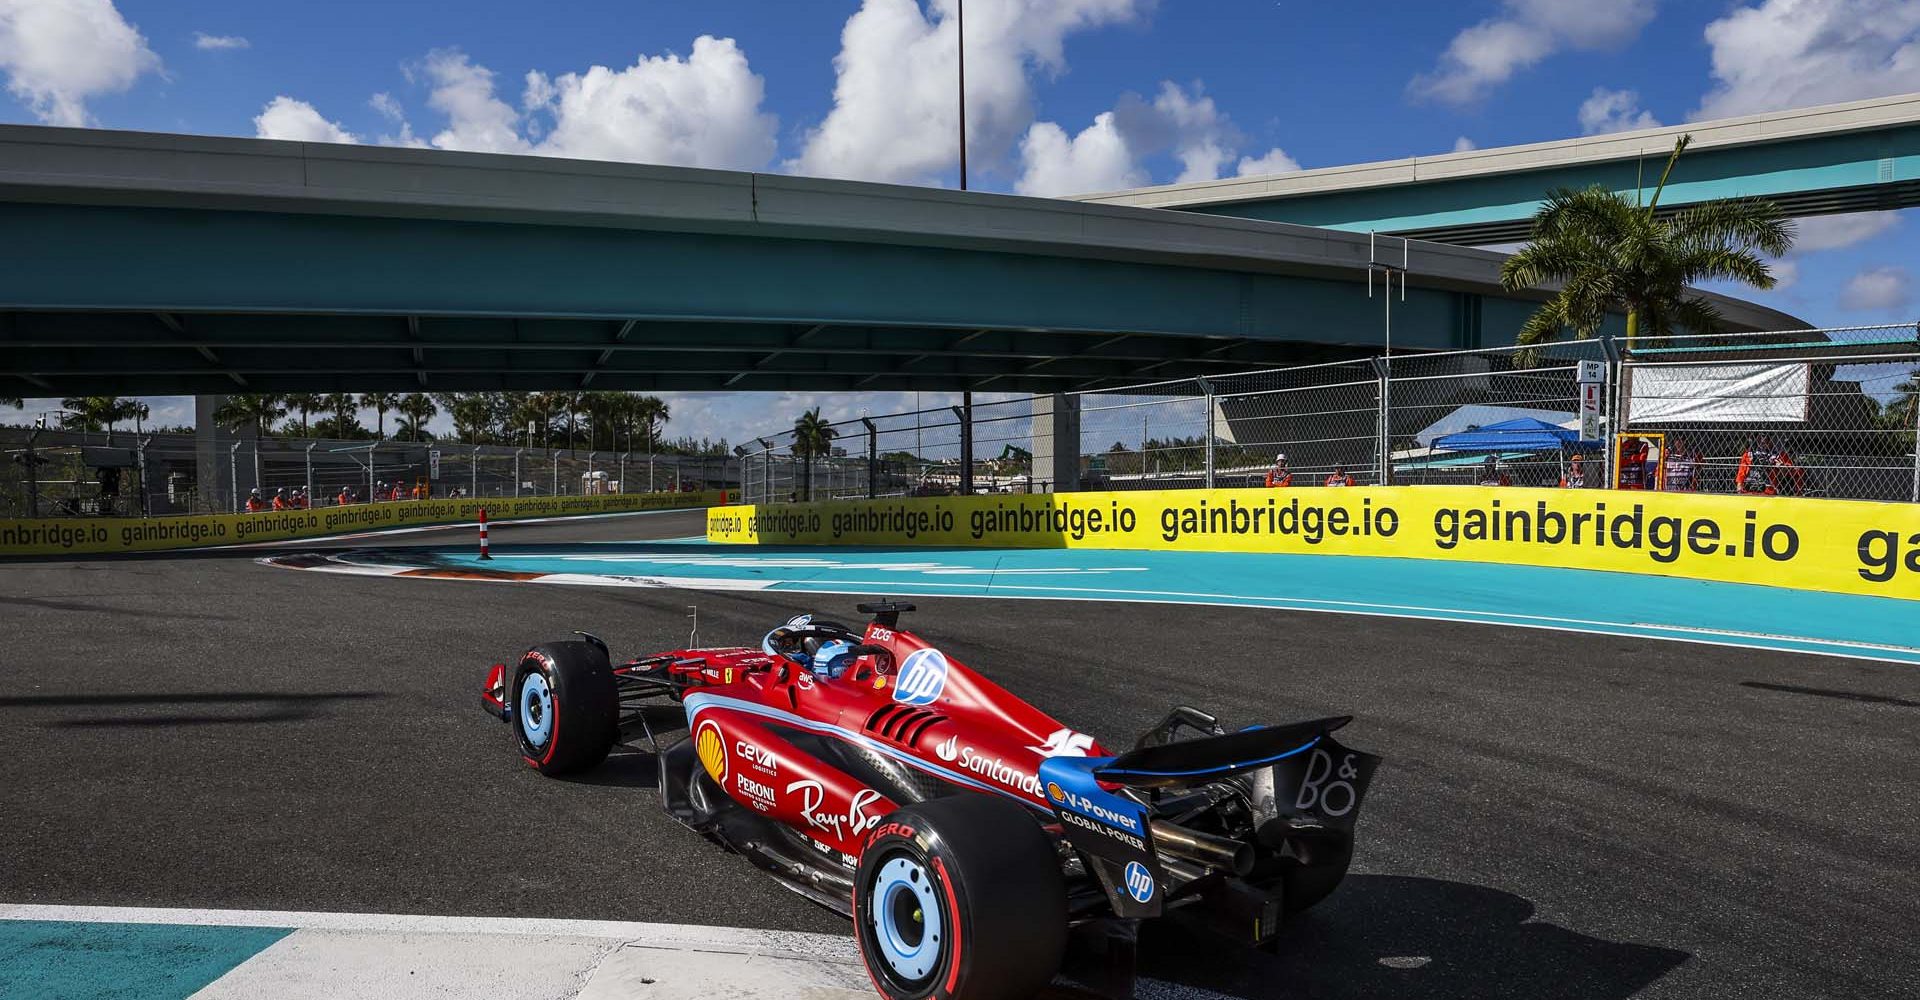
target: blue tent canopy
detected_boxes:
[1429,417,1601,453]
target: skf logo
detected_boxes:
[1046,781,1066,803]
[1124,861,1156,904]
[934,734,960,762]
[695,719,727,783]
[893,649,949,706]
[1029,728,1096,758]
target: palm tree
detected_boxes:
[359,392,401,440]
[1500,134,1794,350]
[399,393,437,442]
[60,396,125,436]
[319,393,357,435]
[123,399,150,437]
[282,393,323,437]
[212,394,286,489]
[791,407,838,501]
[1,395,22,409]
[636,395,671,452]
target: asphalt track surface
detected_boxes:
[3,511,1917,1000]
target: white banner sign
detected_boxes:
[1628,363,1810,424]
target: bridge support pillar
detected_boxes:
[1030,393,1080,493]
[194,395,230,512]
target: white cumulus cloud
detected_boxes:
[525,35,777,169]
[1014,112,1142,196]
[1794,210,1902,251]
[791,0,1144,185]
[0,0,160,126]
[1695,0,1920,120]
[418,48,529,154]
[1840,265,1912,311]
[193,31,247,51]
[1452,136,1478,153]
[253,95,359,143]
[1577,86,1660,134]
[1411,0,1656,105]
[1018,80,1297,195]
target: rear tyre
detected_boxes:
[853,795,1065,1000]
[512,641,618,776]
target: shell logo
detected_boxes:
[695,719,728,783]
[1047,781,1066,802]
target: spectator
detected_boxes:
[271,488,290,511]
[1475,456,1511,487]
[1264,453,1293,488]
[1323,464,1355,487]
[390,481,406,502]
[1736,434,1805,496]
[1616,436,1652,490]
[1559,452,1588,488]
[243,488,267,512]
[1663,437,1699,492]
[337,486,354,506]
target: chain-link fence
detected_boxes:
[737,324,1920,505]
[1,424,741,518]
[1619,325,1920,501]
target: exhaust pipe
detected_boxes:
[1151,819,1253,876]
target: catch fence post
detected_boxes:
[1197,377,1216,489]
[1601,335,1625,490]
[1910,383,1920,503]
[304,442,316,506]
[1370,357,1391,486]
[229,441,241,512]
[472,446,480,498]
[513,448,523,498]
[863,418,878,498]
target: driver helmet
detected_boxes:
[810,639,856,679]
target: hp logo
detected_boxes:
[1123,861,1155,904]
[893,649,949,706]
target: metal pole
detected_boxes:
[957,0,967,191]
[619,451,627,495]
[1197,378,1216,489]
[552,450,559,496]
[472,445,480,498]
[24,425,40,517]
[863,418,878,499]
[960,392,974,494]
[514,448,523,498]
[137,436,151,516]
[305,442,316,502]
[229,441,240,511]
[1910,383,1920,503]
[367,442,377,502]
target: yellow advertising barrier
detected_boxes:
[707,487,1920,602]
[0,490,727,557]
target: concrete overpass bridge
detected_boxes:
[0,125,1800,399]
[1080,93,1920,246]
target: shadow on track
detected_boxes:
[1135,874,1688,1000]
[0,690,384,729]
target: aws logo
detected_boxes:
[695,719,727,783]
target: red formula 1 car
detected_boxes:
[481,602,1379,1000]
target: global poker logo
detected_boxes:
[1124,861,1155,904]
[893,648,949,706]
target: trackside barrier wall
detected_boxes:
[707,488,1920,602]
[0,490,728,557]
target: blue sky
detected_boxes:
[3,0,1919,440]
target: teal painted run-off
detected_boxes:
[1197,125,1920,239]
[0,920,289,1000]
[366,542,1920,665]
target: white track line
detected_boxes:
[0,903,856,958]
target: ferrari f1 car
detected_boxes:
[480,602,1378,1000]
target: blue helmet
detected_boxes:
[811,639,855,678]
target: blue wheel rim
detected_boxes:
[519,672,553,748]
[868,855,942,983]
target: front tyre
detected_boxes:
[512,641,617,776]
[854,796,1065,1000]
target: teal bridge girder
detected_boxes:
[0,125,1802,396]
[1079,93,1920,246]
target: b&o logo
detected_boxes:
[893,649,949,706]
[1123,861,1155,903]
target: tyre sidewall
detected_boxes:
[854,823,954,1000]
[511,641,615,775]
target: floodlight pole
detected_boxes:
[957,0,967,191]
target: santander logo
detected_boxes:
[934,733,960,762]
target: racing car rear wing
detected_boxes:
[1094,716,1352,789]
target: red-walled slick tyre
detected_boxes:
[853,795,1065,1000]
[512,641,617,776]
